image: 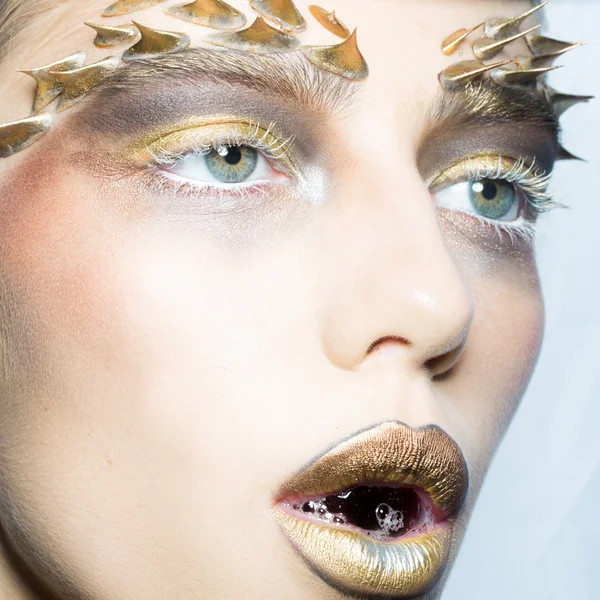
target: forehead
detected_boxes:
[0,0,533,127]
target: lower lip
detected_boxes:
[273,505,453,597]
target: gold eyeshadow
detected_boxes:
[125,117,298,175]
[427,154,526,190]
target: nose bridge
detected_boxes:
[318,161,474,372]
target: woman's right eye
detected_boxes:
[162,144,284,187]
[433,178,522,222]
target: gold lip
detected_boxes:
[274,508,453,597]
[274,421,468,519]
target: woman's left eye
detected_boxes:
[163,145,277,185]
[434,178,521,222]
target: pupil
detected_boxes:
[223,147,242,165]
[481,181,498,201]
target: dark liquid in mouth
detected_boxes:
[291,486,428,540]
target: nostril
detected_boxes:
[365,335,411,357]
[425,343,465,378]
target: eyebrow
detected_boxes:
[78,47,357,123]
[72,47,560,174]
[418,82,560,178]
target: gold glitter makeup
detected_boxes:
[441,22,484,56]
[163,0,247,30]
[85,22,139,47]
[472,24,540,61]
[52,56,121,111]
[490,64,560,87]
[249,0,306,33]
[18,51,86,113]
[439,59,513,91]
[0,114,52,158]
[543,86,593,117]
[122,22,190,61]
[484,0,549,40]
[102,0,167,17]
[273,422,468,597]
[301,29,368,81]
[308,5,349,38]
[204,16,300,52]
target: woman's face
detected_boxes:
[0,0,552,598]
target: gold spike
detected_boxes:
[85,22,138,47]
[249,0,306,33]
[543,86,593,117]
[300,29,368,80]
[122,22,190,61]
[441,22,484,55]
[308,5,350,39]
[52,56,120,112]
[490,64,560,87]
[102,0,167,17]
[18,51,86,113]
[526,35,584,57]
[484,0,550,40]
[473,24,540,61]
[204,16,300,52]
[556,145,584,161]
[0,114,52,158]
[163,0,247,29]
[438,59,513,91]
[514,52,569,70]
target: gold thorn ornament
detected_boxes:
[543,86,593,117]
[249,0,306,33]
[490,64,560,87]
[204,16,300,52]
[102,0,167,17]
[441,22,484,56]
[164,0,247,30]
[122,22,190,61]
[472,24,540,61]
[556,145,584,161]
[85,22,138,47]
[301,29,368,80]
[18,51,86,113]
[308,5,350,39]
[526,35,584,57]
[0,114,52,158]
[484,0,549,40]
[52,56,121,112]
[438,59,513,91]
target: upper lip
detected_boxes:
[274,421,469,520]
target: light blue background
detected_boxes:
[444,1,600,598]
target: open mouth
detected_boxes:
[272,421,468,598]
[283,483,435,542]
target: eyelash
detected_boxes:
[139,126,558,245]
[456,154,560,244]
[143,121,293,181]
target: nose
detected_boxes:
[318,167,474,377]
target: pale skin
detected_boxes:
[0,0,546,599]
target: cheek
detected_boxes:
[439,210,544,483]
[0,151,315,597]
